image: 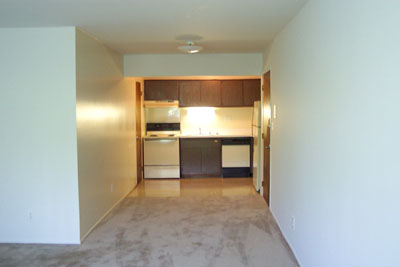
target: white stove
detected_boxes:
[143,123,181,179]
[145,132,180,139]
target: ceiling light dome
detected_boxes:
[178,41,203,54]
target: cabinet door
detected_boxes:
[180,139,203,177]
[202,139,222,177]
[221,80,243,106]
[179,81,201,107]
[180,138,221,178]
[200,81,221,107]
[243,79,261,106]
[180,147,203,177]
[144,80,178,100]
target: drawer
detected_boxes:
[180,138,221,148]
[144,166,180,179]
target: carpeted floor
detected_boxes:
[0,194,298,267]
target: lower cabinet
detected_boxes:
[180,138,221,178]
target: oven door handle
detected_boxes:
[144,138,179,142]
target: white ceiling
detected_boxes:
[0,0,307,54]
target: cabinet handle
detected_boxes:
[145,138,178,142]
[214,140,219,143]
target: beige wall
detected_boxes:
[180,107,253,136]
[263,0,400,266]
[75,29,137,240]
[0,27,80,244]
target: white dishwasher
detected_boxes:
[221,138,252,177]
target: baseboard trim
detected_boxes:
[269,208,303,267]
[80,183,138,243]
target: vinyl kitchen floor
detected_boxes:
[130,178,258,198]
[0,178,299,267]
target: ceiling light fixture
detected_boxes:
[178,41,203,54]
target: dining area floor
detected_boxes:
[0,178,298,267]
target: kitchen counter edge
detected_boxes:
[179,135,252,139]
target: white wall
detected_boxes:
[75,29,137,240]
[0,28,80,244]
[124,53,263,77]
[264,1,400,266]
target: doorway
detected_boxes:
[263,71,271,205]
[136,82,143,184]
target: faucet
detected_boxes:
[198,127,202,135]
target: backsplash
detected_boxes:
[180,107,253,136]
[145,107,180,123]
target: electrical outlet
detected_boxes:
[291,216,296,231]
[110,184,114,193]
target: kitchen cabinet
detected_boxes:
[179,80,221,107]
[200,81,221,107]
[144,80,178,100]
[180,138,221,178]
[179,81,201,107]
[145,79,261,107]
[243,79,261,106]
[221,80,244,107]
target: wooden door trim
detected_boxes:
[135,82,143,184]
[263,71,271,205]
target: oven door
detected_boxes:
[143,138,180,178]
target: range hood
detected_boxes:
[144,100,179,108]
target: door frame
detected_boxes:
[262,71,271,205]
[135,82,143,184]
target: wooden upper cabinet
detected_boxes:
[144,80,178,100]
[200,81,221,107]
[243,79,261,106]
[147,79,259,107]
[221,80,244,107]
[179,81,201,107]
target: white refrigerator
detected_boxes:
[252,101,262,191]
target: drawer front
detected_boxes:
[144,166,180,179]
[180,138,220,148]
